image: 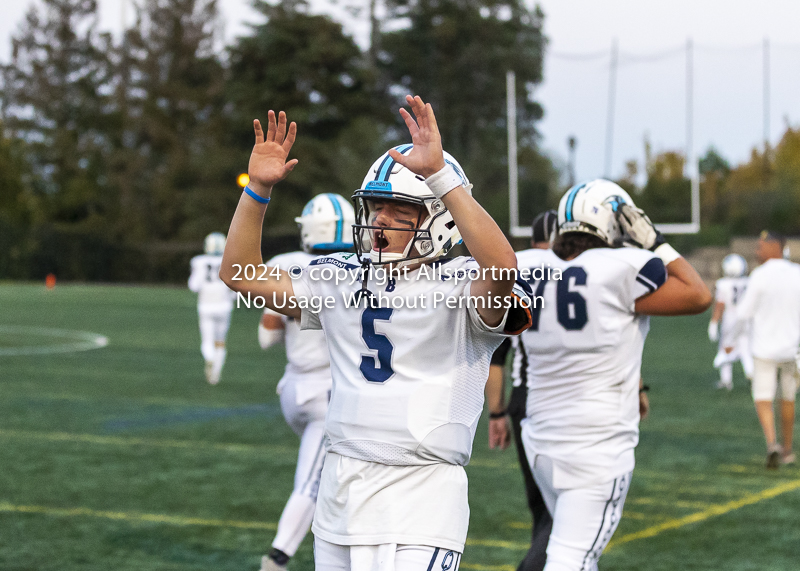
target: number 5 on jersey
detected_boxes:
[360,307,395,383]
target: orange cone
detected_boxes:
[45,273,56,290]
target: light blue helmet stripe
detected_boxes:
[375,144,414,182]
[565,182,587,222]
[325,193,343,243]
[312,241,353,250]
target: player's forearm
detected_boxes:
[485,365,506,414]
[441,188,517,294]
[665,257,713,313]
[711,302,725,323]
[220,192,269,288]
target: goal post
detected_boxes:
[506,69,701,238]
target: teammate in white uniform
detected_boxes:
[258,194,356,571]
[517,180,711,571]
[736,231,800,468]
[188,232,236,384]
[707,254,753,390]
[220,96,532,571]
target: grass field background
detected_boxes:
[1,283,799,570]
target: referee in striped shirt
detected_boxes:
[486,209,557,571]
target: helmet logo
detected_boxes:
[365,181,392,192]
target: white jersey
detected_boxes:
[265,251,332,404]
[292,254,512,466]
[291,253,517,551]
[517,247,666,489]
[737,258,800,362]
[714,277,749,348]
[188,254,236,311]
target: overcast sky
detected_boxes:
[3,0,800,183]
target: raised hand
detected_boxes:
[248,110,298,196]
[388,95,446,178]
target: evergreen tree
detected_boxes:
[379,0,554,224]
[119,0,232,253]
[2,0,113,231]
[227,0,391,235]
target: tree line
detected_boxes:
[0,0,553,282]
[617,127,800,250]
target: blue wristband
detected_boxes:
[244,186,270,204]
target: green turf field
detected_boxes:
[1,283,799,570]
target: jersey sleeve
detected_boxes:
[462,265,533,336]
[736,271,760,321]
[290,267,322,330]
[631,255,667,301]
[714,280,731,305]
[187,257,202,292]
[463,281,509,335]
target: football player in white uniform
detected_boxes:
[707,253,753,390]
[188,232,237,384]
[516,180,711,571]
[220,95,532,571]
[258,193,355,571]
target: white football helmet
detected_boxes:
[722,253,748,278]
[204,232,226,256]
[557,179,635,246]
[352,144,471,266]
[294,193,355,253]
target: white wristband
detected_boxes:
[424,163,464,199]
[654,243,681,265]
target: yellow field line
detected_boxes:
[0,428,516,472]
[465,538,528,550]
[0,428,295,455]
[0,498,527,552]
[607,477,800,550]
[629,497,712,509]
[0,501,277,530]
[461,564,515,571]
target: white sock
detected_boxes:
[720,364,733,387]
[211,346,226,382]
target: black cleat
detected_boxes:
[766,450,780,469]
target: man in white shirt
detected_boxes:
[737,231,800,468]
[220,96,532,571]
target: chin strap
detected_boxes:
[354,258,376,308]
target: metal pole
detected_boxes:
[604,39,618,178]
[567,136,577,187]
[121,0,127,35]
[763,37,771,188]
[507,71,519,233]
[764,37,770,151]
[686,38,693,178]
[687,38,700,230]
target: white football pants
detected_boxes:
[531,454,631,571]
[314,538,462,571]
[198,308,231,362]
[272,379,329,557]
[713,334,754,382]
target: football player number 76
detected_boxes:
[360,308,395,383]
[530,266,589,331]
